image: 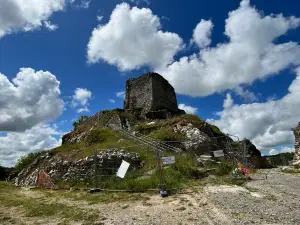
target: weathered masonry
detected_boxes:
[293,122,300,166]
[124,72,185,119]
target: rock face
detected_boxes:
[293,122,300,166]
[124,72,184,119]
[15,149,141,187]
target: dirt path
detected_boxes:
[1,168,300,225]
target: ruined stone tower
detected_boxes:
[293,122,300,166]
[124,72,184,119]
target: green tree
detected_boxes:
[72,115,89,130]
[15,151,44,173]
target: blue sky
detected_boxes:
[0,0,300,166]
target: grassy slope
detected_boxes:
[17,115,234,190]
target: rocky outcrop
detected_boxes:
[293,122,300,166]
[62,109,136,145]
[173,123,210,151]
[124,72,185,119]
[15,149,141,187]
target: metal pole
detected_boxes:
[157,150,167,197]
[94,150,98,188]
[243,141,247,168]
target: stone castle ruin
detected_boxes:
[293,122,300,166]
[124,72,185,119]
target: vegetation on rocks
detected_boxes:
[15,151,44,173]
[72,115,89,130]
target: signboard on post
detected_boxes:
[162,156,175,165]
[116,160,130,178]
[213,150,224,158]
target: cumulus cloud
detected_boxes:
[0,0,68,38]
[72,88,92,107]
[0,123,62,167]
[109,99,116,103]
[208,67,300,153]
[44,21,58,31]
[178,104,198,115]
[234,86,258,102]
[87,3,184,71]
[269,146,294,156]
[223,93,234,109]
[0,68,64,132]
[191,19,213,48]
[158,0,300,97]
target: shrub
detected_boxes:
[148,127,186,142]
[208,124,224,135]
[15,151,44,173]
[85,129,117,146]
[212,160,235,176]
[72,115,89,130]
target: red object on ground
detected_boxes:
[38,170,54,188]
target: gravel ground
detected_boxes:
[205,168,300,225]
[1,168,300,225]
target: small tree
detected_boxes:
[72,115,89,130]
[15,151,44,173]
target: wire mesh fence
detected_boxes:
[87,131,249,193]
[36,129,250,192]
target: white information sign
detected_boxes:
[162,156,175,165]
[213,150,224,158]
[116,160,130,178]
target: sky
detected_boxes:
[0,0,300,167]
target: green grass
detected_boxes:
[136,114,224,137]
[0,182,99,223]
[148,127,186,142]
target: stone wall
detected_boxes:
[293,122,300,166]
[124,73,153,116]
[124,72,182,118]
[151,74,178,113]
[15,149,141,187]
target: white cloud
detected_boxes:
[0,0,68,38]
[0,123,62,167]
[44,21,58,31]
[80,0,91,9]
[109,99,116,103]
[87,3,184,71]
[158,0,300,97]
[178,104,198,115]
[223,93,234,109]
[129,0,150,6]
[208,67,300,152]
[76,107,89,113]
[234,86,258,102]
[116,91,125,99]
[72,88,92,107]
[97,15,103,22]
[269,146,294,156]
[191,19,213,48]
[0,68,64,132]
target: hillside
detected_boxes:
[14,73,265,189]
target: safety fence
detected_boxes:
[37,130,251,193]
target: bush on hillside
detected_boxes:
[72,115,89,130]
[85,129,116,146]
[15,151,44,173]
